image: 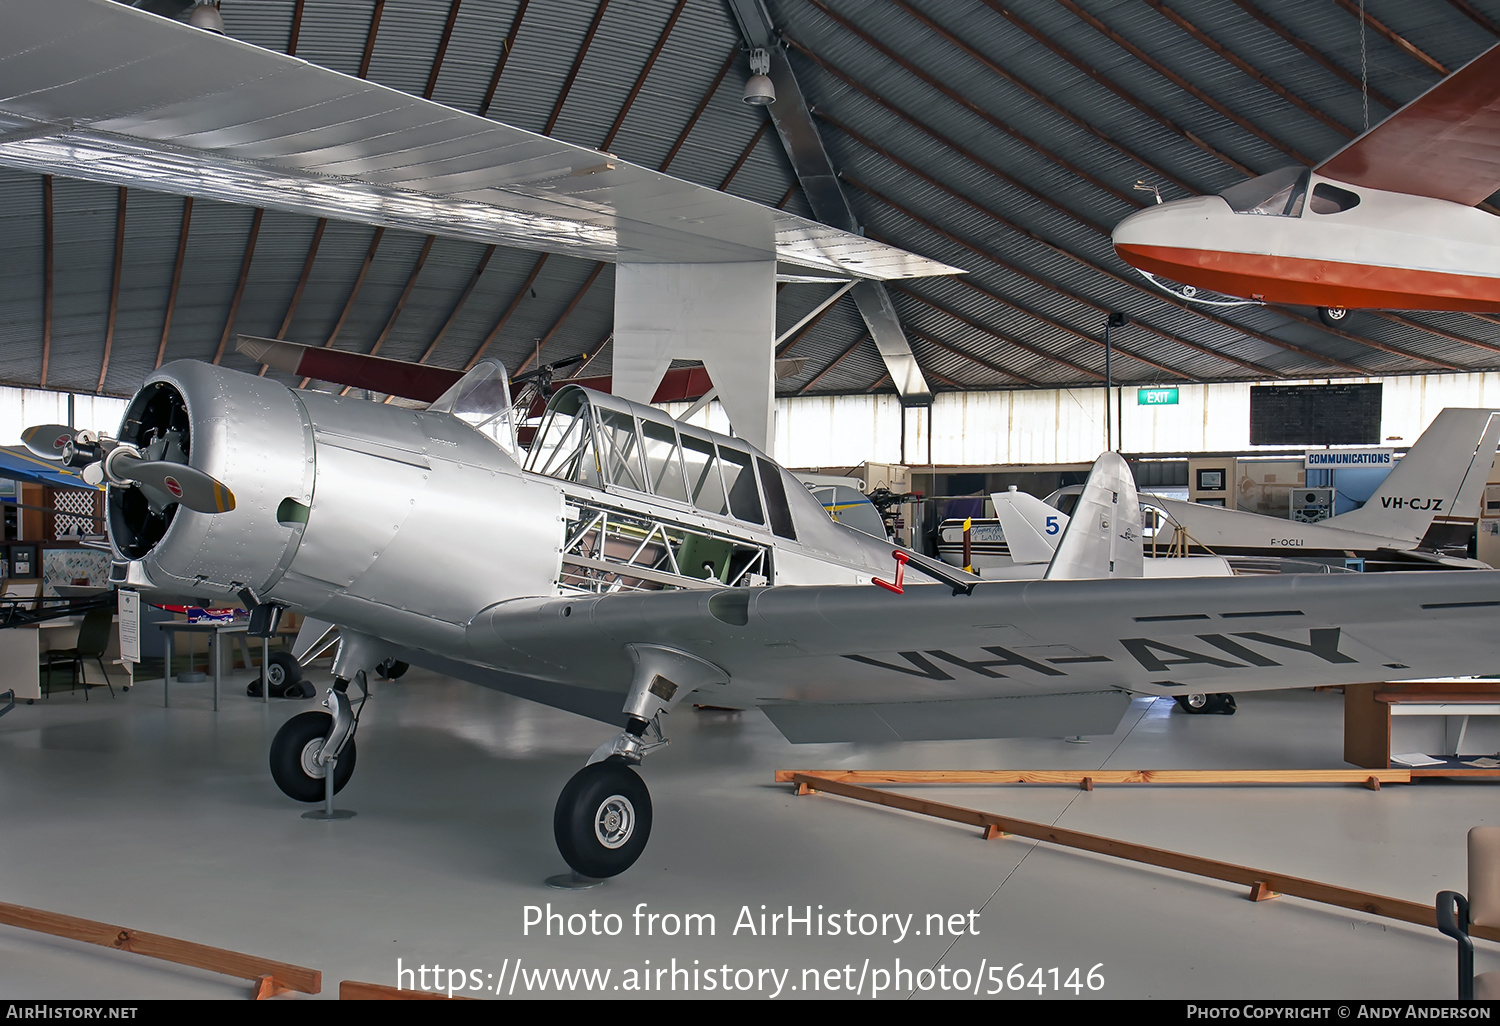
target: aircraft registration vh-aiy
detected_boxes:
[1112,41,1500,326]
[23,361,1500,880]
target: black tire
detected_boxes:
[269,711,356,802]
[1175,693,1236,715]
[1175,693,1211,713]
[1318,306,1349,327]
[264,652,304,696]
[376,659,409,680]
[554,757,652,879]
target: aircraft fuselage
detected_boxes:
[1112,171,1500,312]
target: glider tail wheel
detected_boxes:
[554,756,653,879]
[1318,306,1350,328]
[269,710,357,802]
[1175,693,1237,715]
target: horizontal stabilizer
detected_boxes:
[991,487,1068,564]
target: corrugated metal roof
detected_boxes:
[0,0,1494,404]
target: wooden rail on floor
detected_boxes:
[781,771,1500,944]
[0,900,321,998]
[775,768,1411,788]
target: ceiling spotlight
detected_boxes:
[743,48,775,106]
[186,2,225,34]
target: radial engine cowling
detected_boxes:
[110,361,315,598]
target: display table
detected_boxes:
[158,621,271,710]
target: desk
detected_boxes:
[0,616,128,701]
[158,622,270,710]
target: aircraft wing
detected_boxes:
[0,0,961,280]
[1316,41,1500,206]
[467,569,1500,741]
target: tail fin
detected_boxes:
[1327,409,1500,543]
[1044,452,1144,580]
[991,486,1069,564]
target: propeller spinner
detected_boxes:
[21,424,235,515]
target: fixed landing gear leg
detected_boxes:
[269,672,367,816]
[549,645,727,883]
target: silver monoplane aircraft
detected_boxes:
[23,363,1500,879]
[11,1,1500,881]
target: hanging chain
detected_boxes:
[1360,0,1369,132]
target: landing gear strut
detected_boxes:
[269,673,366,801]
[1175,692,1237,715]
[551,644,728,880]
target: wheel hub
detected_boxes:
[299,737,328,779]
[594,794,635,849]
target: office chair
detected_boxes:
[41,606,115,700]
[1437,826,1500,1000]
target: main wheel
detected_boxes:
[269,711,357,802]
[251,652,304,698]
[1318,306,1349,327]
[554,757,652,879]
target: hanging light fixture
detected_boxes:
[186,1,225,34]
[742,48,775,106]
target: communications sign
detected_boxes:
[1304,449,1394,469]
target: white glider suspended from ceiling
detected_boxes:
[1113,41,1500,326]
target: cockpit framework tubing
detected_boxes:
[558,498,770,595]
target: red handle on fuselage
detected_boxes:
[873,550,910,594]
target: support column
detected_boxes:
[613,260,777,451]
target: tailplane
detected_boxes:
[991,486,1069,565]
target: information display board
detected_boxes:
[1250,384,1382,446]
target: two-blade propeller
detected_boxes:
[20,423,235,515]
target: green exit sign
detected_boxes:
[1138,387,1179,406]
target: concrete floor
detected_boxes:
[0,665,1495,1001]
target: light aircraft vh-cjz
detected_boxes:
[941,407,1500,574]
[24,362,1500,879]
[1112,41,1500,325]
